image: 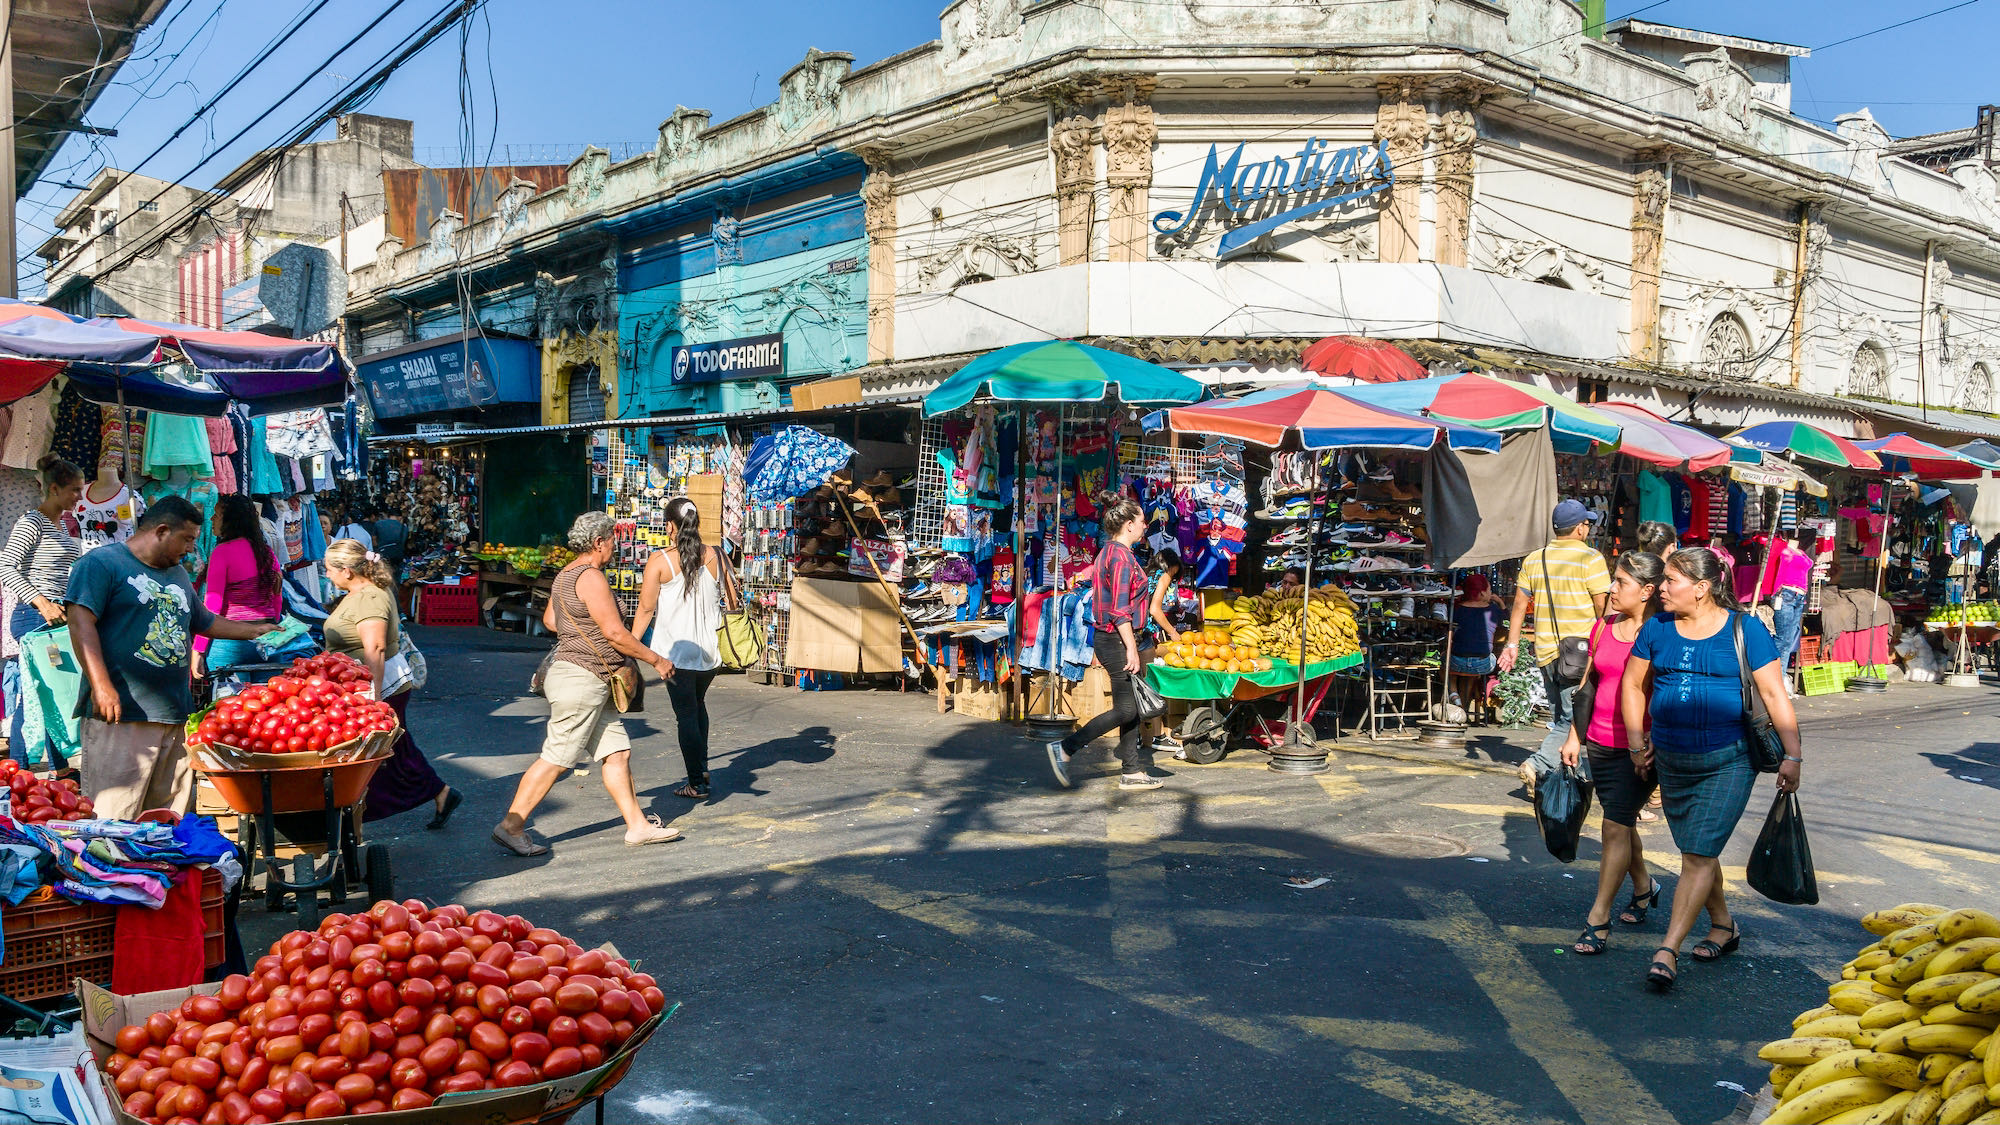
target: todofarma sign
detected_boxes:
[1152,138,1394,258]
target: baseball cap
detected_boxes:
[1552,499,1601,531]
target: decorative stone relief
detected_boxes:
[1629,157,1670,362]
[1680,282,1785,379]
[1802,202,1829,282]
[1949,160,2000,227]
[535,252,618,342]
[858,149,896,363]
[911,235,1036,292]
[940,0,1022,64]
[1374,79,1426,265]
[495,179,538,234]
[655,107,711,179]
[1683,48,1754,136]
[1102,80,1156,263]
[418,211,463,272]
[1484,235,1603,294]
[1849,341,1891,398]
[372,236,403,277]
[1433,103,1477,268]
[1049,100,1096,267]
[1229,216,1376,264]
[776,49,852,134]
[540,328,620,425]
[760,274,864,373]
[1928,249,1953,297]
[566,147,609,212]
[1835,110,1889,190]
[713,212,743,268]
[1959,359,1995,412]
[1699,313,1755,379]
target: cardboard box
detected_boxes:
[790,375,862,412]
[953,677,1012,720]
[1066,664,1114,728]
[786,576,901,673]
[80,975,670,1124]
[683,473,725,546]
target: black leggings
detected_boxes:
[664,668,719,785]
[1061,632,1151,773]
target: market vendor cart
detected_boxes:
[1144,654,1362,764]
[190,737,397,929]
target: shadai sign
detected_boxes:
[1152,137,1394,258]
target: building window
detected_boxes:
[137,200,157,212]
[1966,363,1994,412]
[1850,342,1890,399]
[1700,314,1754,380]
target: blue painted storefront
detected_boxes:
[610,149,869,418]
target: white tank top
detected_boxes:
[649,553,722,671]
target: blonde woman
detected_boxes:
[323,539,459,829]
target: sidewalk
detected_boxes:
[1323,677,1992,775]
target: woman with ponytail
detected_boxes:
[1043,492,1161,791]
[1622,546,1802,993]
[633,497,738,800]
[323,538,459,829]
[0,455,82,765]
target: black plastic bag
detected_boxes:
[1535,764,1595,863]
[1747,792,1819,905]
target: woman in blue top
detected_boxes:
[1620,546,1802,994]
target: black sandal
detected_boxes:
[674,780,710,799]
[1573,919,1611,956]
[1619,882,1661,926]
[1646,948,1678,993]
[1690,922,1741,963]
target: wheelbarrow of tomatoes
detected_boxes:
[185,652,403,929]
[87,900,676,1123]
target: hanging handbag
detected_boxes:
[1566,617,1607,735]
[1733,614,1785,773]
[1540,551,1591,686]
[1130,670,1167,722]
[712,552,764,670]
[538,568,645,713]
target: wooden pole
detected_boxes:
[835,493,930,668]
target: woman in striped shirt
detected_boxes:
[0,455,83,764]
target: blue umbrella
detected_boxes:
[923,340,1206,415]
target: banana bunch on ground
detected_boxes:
[1239,586,1359,664]
[1757,904,2000,1124]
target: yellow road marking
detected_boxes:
[1347,763,1474,775]
[1343,1049,1564,1125]
[1427,801,1535,819]
[1316,770,1364,801]
[1411,887,1675,1125]
[1287,1016,1469,1052]
[1866,840,1988,896]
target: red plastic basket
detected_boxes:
[0,868,226,1001]
[418,580,480,626]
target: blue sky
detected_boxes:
[20,0,2000,293]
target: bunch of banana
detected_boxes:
[1758,905,2000,1124]
[1251,587,1360,662]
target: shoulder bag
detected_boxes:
[534,568,645,712]
[711,549,764,670]
[1732,613,1785,773]
[1566,617,1609,735]
[1540,550,1592,686]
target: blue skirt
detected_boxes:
[1655,740,1756,857]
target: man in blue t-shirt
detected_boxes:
[66,497,278,820]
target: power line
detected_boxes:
[1813,0,1987,51]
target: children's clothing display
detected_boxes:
[73,481,144,552]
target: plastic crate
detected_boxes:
[0,868,225,1002]
[417,580,480,627]
[1796,636,1821,666]
[1800,663,1848,696]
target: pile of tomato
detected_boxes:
[106,900,663,1122]
[0,758,92,822]
[190,653,398,756]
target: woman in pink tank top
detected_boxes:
[1560,550,1666,956]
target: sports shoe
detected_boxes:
[1346,528,1387,546]
[624,816,683,846]
[1382,530,1415,546]
[1267,527,1307,547]
[1046,741,1072,788]
[1119,773,1164,790]
[1151,735,1185,760]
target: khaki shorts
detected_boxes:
[82,719,193,822]
[541,660,631,769]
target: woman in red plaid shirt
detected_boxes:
[1045,494,1161,790]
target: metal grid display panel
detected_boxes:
[599,428,736,615]
[912,415,950,550]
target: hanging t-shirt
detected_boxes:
[280,504,306,566]
[1636,472,1672,525]
[1665,475,1692,533]
[74,483,144,552]
[1684,475,1710,537]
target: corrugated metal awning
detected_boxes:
[367,391,924,445]
[1855,399,2000,441]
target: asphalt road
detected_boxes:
[228,628,2000,1125]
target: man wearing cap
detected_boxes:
[1498,499,1611,794]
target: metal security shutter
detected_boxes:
[567,364,607,423]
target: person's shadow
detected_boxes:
[640,725,840,827]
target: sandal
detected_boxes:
[1690,922,1741,963]
[674,780,710,799]
[1573,919,1611,956]
[1619,882,1661,926]
[1645,948,1678,993]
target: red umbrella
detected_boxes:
[1299,336,1427,384]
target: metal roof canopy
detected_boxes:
[12,0,173,196]
[366,393,923,445]
[1857,399,2000,443]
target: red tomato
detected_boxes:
[579,1043,604,1069]
[247,1087,285,1118]
[116,1024,151,1055]
[454,1049,491,1076]
[527,996,559,1028]
[439,1071,484,1094]
[417,1036,458,1077]
[354,1050,392,1082]
[546,1016,579,1048]
[500,1006,534,1036]
[399,978,436,1008]
[468,1020,509,1061]
[509,1032,550,1065]
[304,1088,347,1118]
[121,1091,156,1120]
[493,1059,537,1088]
[333,1073,375,1105]
[556,982,599,1015]
[467,962,507,989]
[389,1057,427,1090]
[280,1070,315,1109]
[542,1045,584,1079]
[334,1022,369,1061]
[390,1088,434,1109]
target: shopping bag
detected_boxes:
[1746,792,1819,905]
[1130,673,1167,722]
[715,611,764,670]
[1535,764,1594,863]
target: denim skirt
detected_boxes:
[1654,739,1756,857]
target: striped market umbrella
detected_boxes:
[1722,420,1882,471]
[923,340,1206,415]
[1952,439,2000,468]
[1336,372,1624,453]
[1592,402,1747,472]
[1166,384,1500,452]
[1855,433,1992,479]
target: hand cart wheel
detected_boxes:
[292,855,322,929]
[1178,705,1229,765]
[364,844,394,904]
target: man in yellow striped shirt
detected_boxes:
[1498,500,1611,792]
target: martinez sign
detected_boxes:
[1152,137,1395,258]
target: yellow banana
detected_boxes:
[1922,1053,1971,1084]
[1939,1084,1989,1124]
[1908,1027,1992,1056]
[1985,1044,2000,1107]
[1976,1033,1992,1059]
[1795,998,1841,1023]
[1964,1111,2000,1125]
[1939,912,2000,946]
[1878,1022,1931,1056]
[1773,1063,1804,1091]
[1934,943,2000,980]
[1870,909,1945,936]
[1960,980,2000,1015]
[1855,950,1901,971]
[1823,1108,1878,1124]
[1895,925,1947,956]
[1866,1090,1918,1124]
[1765,1036,1873,1066]
[1906,1083,1945,1125]
[1893,942,1949,986]
[1945,1060,1985,1099]
[1856,1051,1929,1090]
[1786,1051,1873,1100]
[1867,1004,1928,1031]
[1911,976,2000,1010]
[1767,1077,1899,1125]
[1799,1015,1868,1040]
[1923,1005,2000,1030]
